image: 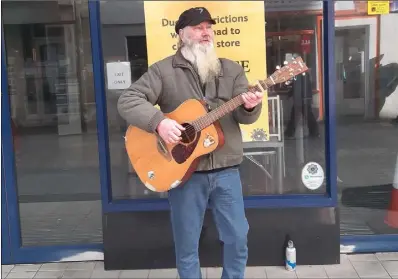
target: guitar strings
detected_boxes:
[173,80,272,143]
[174,95,244,142]
[170,61,305,143]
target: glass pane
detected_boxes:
[102,1,326,200]
[3,0,102,246]
[335,1,398,235]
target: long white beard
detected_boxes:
[181,39,221,85]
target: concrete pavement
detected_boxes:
[2,252,398,278]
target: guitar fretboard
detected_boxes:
[192,78,275,131]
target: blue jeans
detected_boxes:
[167,167,249,279]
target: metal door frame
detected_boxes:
[89,0,337,213]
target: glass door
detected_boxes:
[335,27,366,118]
[1,0,103,262]
[334,13,398,238]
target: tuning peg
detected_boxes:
[302,72,306,76]
[283,61,288,65]
[276,65,281,70]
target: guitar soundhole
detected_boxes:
[180,123,197,144]
[171,124,201,164]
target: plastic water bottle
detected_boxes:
[285,240,296,271]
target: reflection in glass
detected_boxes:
[335,3,398,236]
[101,1,326,199]
[3,0,102,246]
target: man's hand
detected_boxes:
[156,118,185,144]
[241,90,264,110]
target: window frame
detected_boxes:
[87,0,337,213]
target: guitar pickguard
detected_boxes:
[171,131,201,164]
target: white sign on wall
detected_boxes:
[106,61,131,90]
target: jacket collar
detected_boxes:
[172,48,224,77]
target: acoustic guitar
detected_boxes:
[124,57,308,192]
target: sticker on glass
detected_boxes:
[301,162,324,190]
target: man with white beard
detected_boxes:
[178,24,221,86]
[117,7,264,279]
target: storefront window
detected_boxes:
[100,1,327,200]
[334,1,398,235]
[2,0,102,246]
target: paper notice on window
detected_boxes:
[368,1,389,15]
[106,62,131,90]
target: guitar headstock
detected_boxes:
[269,56,309,85]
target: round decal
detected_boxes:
[301,162,324,190]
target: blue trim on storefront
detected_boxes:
[103,194,335,212]
[88,0,113,211]
[323,0,338,205]
[0,0,396,265]
[1,23,22,265]
[1,159,12,265]
[8,244,104,264]
[1,28,12,265]
[341,235,398,253]
[88,0,337,214]
[85,2,336,212]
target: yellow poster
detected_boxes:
[144,1,269,142]
[368,1,390,14]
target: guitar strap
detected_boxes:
[203,59,222,112]
[215,58,223,98]
[215,76,219,98]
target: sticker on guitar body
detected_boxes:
[203,133,216,148]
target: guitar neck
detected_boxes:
[192,78,274,131]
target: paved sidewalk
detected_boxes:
[2,253,398,278]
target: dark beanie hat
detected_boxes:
[175,7,216,34]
